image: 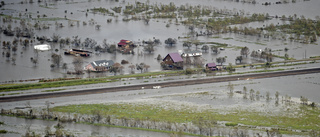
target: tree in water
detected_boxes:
[31,57,38,67]
[192,40,201,50]
[243,86,248,99]
[136,63,147,73]
[109,63,122,75]
[51,53,62,67]
[216,57,226,65]
[51,33,61,43]
[240,46,249,57]
[183,41,192,49]
[235,56,243,63]
[72,57,83,74]
[201,45,209,52]
[62,63,68,72]
[156,54,162,60]
[144,43,155,53]
[227,82,234,98]
[256,91,260,101]
[275,91,280,106]
[128,64,135,74]
[211,46,218,54]
[250,89,255,101]
[107,44,117,53]
[266,91,270,102]
[5,51,10,61]
[164,38,177,46]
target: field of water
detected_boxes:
[0,0,320,136]
[0,0,319,83]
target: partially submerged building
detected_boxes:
[34,44,51,51]
[84,60,114,72]
[161,53,184,70]
[117,39,135,54]
[181,50,202,57]
[206,63,217,71]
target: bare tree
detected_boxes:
[51,33,61,43]
[128,64,135,74]
[211,46,218,53]
[216,57,226,65]
[109,63,122,75]
[73,57,83,74]
[144,43,155,53]
[201,45,209,52]
[240,46,249,57]
[51,53,62,67]
[136,63,146,73]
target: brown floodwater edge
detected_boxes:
[1,67,320,103]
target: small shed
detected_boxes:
[206,63,217,71]
[162,53,184,69]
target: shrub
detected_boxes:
[0,130,7,133]
[185,68,193,75]
[225,122,238,126]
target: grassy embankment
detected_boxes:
[0,70,183,92]
[51,102,320,135]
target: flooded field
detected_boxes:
[1,71,320,136]
[0,0,320,83]
[1,0,320,136]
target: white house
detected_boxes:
[181,50,202,57]
[34,44,51,51]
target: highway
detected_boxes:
[1,67,320,102]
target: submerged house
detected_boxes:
[34,44,51,51]
[84,60,114,72]
[161,53,184,69]
[117,39,135,54]
[206,63,217,71]
[181,50,202,57]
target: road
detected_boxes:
[1,67,320,102]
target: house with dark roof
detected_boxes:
[84,60,114,72]
[161,53,184,69]
[206,63,217,71]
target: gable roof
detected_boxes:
[164,53,183,63]
[206,63,216,67]
[185,50,201,54]
[91,60,114,67]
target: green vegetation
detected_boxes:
[0,70,183,92]
[52,102,320,134]
[90,7,112,14]
[35,17,67,21]
[225,122,238,127]
[0,130,7,134]
[41,89,67,92]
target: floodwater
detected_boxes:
[1,71,319,136]
[1,0,320,136]
[0,115,184,137]
[0,0,320,83]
